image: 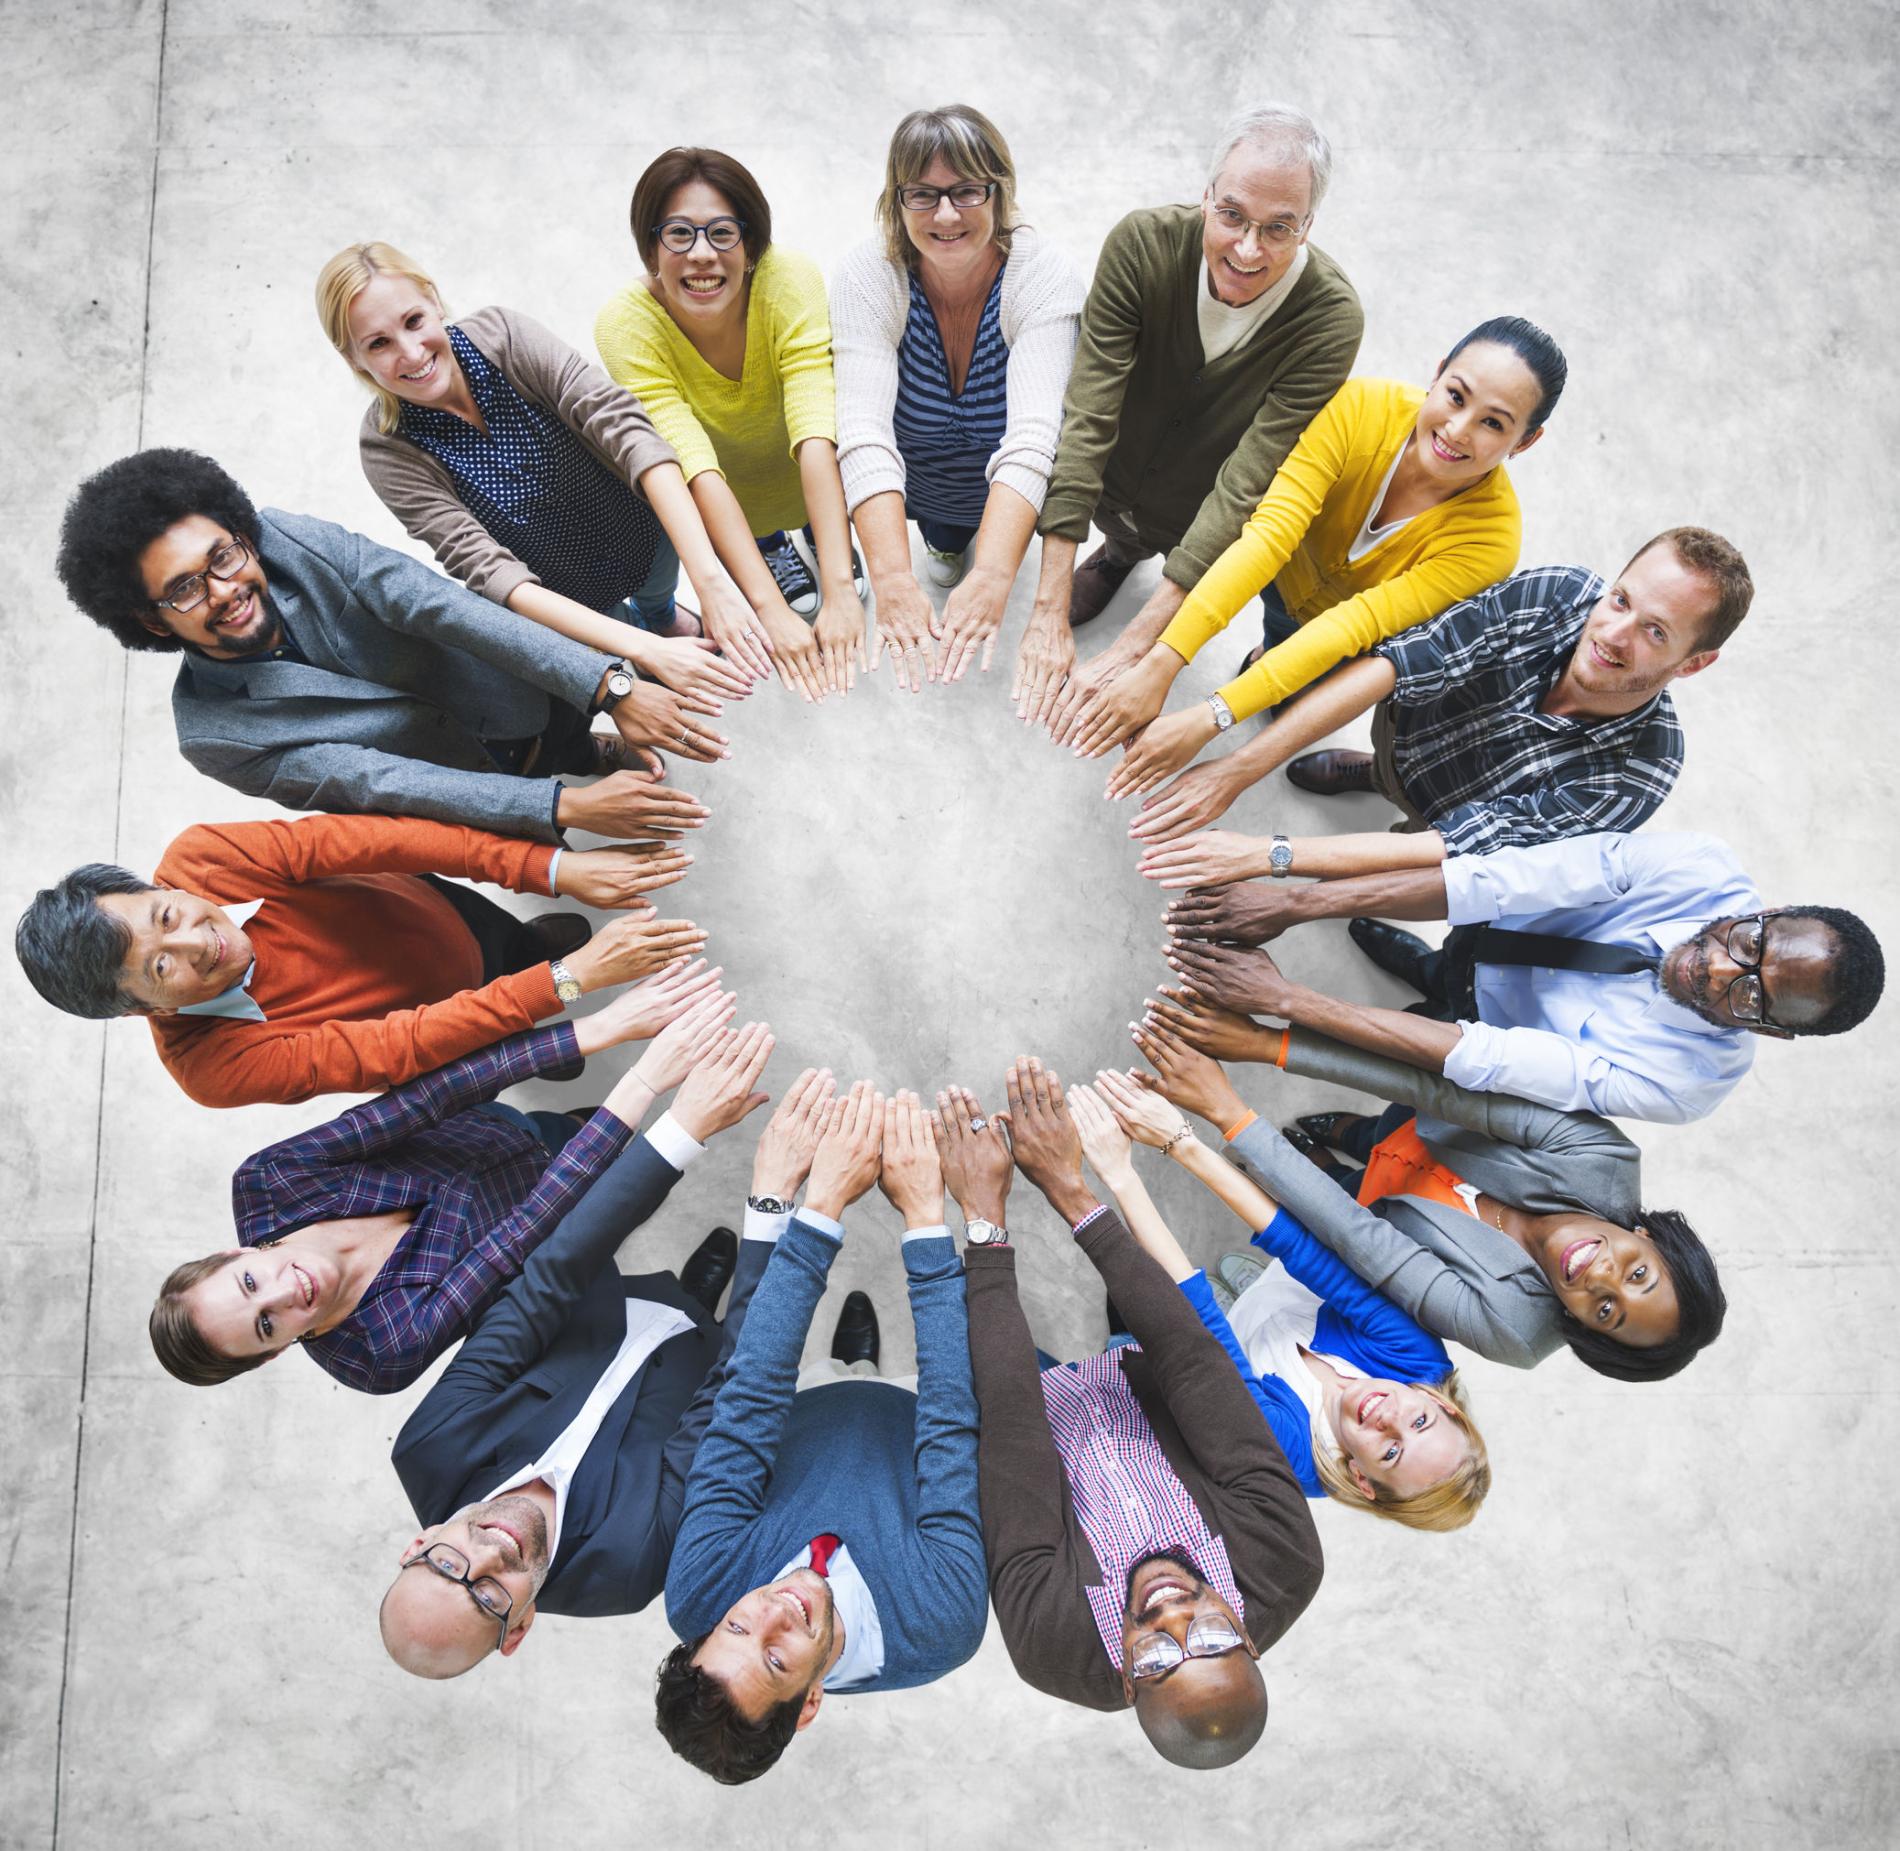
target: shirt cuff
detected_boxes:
[798,1208,846,1243]
[900,1222,950,1244]
[545,846,564,894]
[743,1204,792,1244]
[1441,853,1492,925]
[1071,1204,1111,1238]
[643,1111,705,1173]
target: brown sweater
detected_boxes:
[964,1209,1324,1712]
[358,303,678,608]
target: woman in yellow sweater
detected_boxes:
[596,146,865,703]
[1085,317,1566,797]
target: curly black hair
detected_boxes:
[653,1636,804,1784]
[1777,906,1885,1037]
[1560,1208,1725,1383]
[55,447,260,652]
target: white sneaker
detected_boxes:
[1217,1252,1268,1298]
[923,545,969,589]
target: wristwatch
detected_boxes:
[593,660,637,715]
[1267,833,1295,878]
[964,1218,1011,1247]
[747,1193,795,1216]
[1205,692,1236,733]
[549,957,584,1005]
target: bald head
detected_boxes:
[1133,1654,1269,1768]
[379,1569,501,1680]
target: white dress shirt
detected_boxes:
[1441,831,1761,1125]
[176,899,267,1021]
[774,1538,887,1691]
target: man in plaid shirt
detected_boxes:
[1130,527,1754,884]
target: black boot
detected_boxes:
[831,1291,880,1368]
[679,1226,738,1314]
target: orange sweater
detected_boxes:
[149,815,561,1108]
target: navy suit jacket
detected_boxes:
[390,1135,766,1617]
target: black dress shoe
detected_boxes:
[1286,749,1375,796]
[1296,1111,1366,1150]
[521,912,594,962]
[831,1290,880,1367]
[679,1226,738,1314]
[1348,917,1438,996]
[1105,1293,1130,1340]
[1068,545,1139,628]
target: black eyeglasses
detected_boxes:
[400,1542,513,1649]
[653,216,746,254]
[1713,913,1775,1026]
[897,180,997,212]
[153,536,251,614]
[1128,1613,1249,1682]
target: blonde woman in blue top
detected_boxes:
[1067,1074,1489,1533]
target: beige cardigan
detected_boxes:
[357,303,678,608]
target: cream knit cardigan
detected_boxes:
[829,228,1084,517]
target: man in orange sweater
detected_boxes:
[14,813,706,1108]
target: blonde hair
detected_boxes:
[877,104,1019,272]
[1312,1375,1491,1533]
[314,241,446,434]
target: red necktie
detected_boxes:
[807,1532,842,1578]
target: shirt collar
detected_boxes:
[777,1540,885,1691]
[175,900,266,1021]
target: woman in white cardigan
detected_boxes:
[831,105,1084,689]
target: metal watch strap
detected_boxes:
[747,1193,794,1216]
[549,957,583,1003]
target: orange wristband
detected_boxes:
[1274,1028,1291,1070]
[1222,1109,1258,1142]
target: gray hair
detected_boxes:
[1206,103,1333,214]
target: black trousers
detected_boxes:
[419,875,546,984]
[1316,1103,1416,1191]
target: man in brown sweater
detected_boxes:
[1012,102,1363,735]
[939,1060,1322,1768]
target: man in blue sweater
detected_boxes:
[654,1082,988,1784]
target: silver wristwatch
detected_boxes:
[1267,833,1295,879]
[1205,692,1236,733]
[964,1218,1011,1247]
[549,957,584,1005]
[594,660,637,714]
[747,1193,794,1216]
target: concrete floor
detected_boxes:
[4,3,1896,1846]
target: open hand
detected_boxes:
[610,680,730,764]
[814,596,868,697]
[1092,1066,1191,1150]
[1067,651,1176,760]
[1003,1056,1088,1214]
[750,1066,838,1200]
[1128,760,1245,844]
[669,1021,775,1140]
[1163,940,1295,1018]
[567,767,710,840]
[1143,986,1273,1063]
[696,580,776,684]
[555,842,693,907]
[1066,1082,1135,1184]
[1011,617,1075,729]
[869,571,938,693]
[1104,705,1215,799]
[1166,884,1302,948]
[1138,829,1269,890]
[566,912,709,992]
[760,601,828,704]
[628,985,738,1094]
[933,1085,1014,1226]
[804,1080,887,1218]
[876,1090,944,1228]
[1126,1019,1249,1128]
[935,568,1009,683]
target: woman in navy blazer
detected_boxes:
[1068,1076,1490,1534]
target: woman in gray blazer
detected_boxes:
[1133,998,1725,1381]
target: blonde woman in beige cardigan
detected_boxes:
[317,241,756,757]
[831,106,1083,690]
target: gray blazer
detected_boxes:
[1228,1030,1645,1369]
[171,509,615,843]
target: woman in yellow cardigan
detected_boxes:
[596,146,865,703]
[1086,317,1566,797]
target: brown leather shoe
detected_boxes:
[1286,749,1375,795]
[1068,544,1140,628]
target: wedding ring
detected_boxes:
[969,1115,988,1133]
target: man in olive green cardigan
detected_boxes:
[1012,103,1362,736]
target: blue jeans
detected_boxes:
[918,516,979,556]
[612,532,683,631]
[1259,580,1298,650]
[477,1100,582,1160]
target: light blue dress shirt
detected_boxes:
[174,900,267,1023]
[1440,831,1761,1125]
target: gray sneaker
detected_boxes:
[922,544,968,588]
[1217,1251,1268,1299]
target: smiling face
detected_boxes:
[1330,1380,1475,1502]
[182,1243,342,1359]
[901,155,999,278]
[1411,341,1546,488]
[1529,1216,1680,1347]
[1117,1553,1265,1760]
[383,1493,550,1676]
[693,1569,837,1727]
[135,514,279,657]
[1200,143,1313,305]
[1660,912,1839,1036]
[94,886,253,1012]
[648,177,750,330]
[345,270,458,410]
[1563,542,1723,702]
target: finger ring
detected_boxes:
[969,1116,988,1133]
[677,732,690,747]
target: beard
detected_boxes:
[463,1492,552,1579]
[1123,1547,1208,1616]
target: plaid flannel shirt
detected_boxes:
[1374,565,1685,856]
[231,1023,631,1393]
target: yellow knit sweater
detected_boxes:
[1159,377,1523,719]
[594,246,837,536]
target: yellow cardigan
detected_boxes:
[1159,377,1523,719]
[594,246,837,536]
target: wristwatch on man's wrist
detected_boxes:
[593,659,637,715]
[550,957,584,1005]
[1267,833,1295,879]
[747,1193,795,1216]
[1205,692,1236,733]
[964,1218,1011,1248]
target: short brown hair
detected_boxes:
[150,1251,273,1387]
[1625,526,1754,652]
[653,1637,803,1783]
[629,147,773,272]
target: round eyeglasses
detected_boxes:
[1129,1613,1249,1682]
[653,216,746,255]
[898,180,997,212]
[1206,202,1310,249]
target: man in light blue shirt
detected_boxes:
[1164,830,1885,1125]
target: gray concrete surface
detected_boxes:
[3,2,1896,1846]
